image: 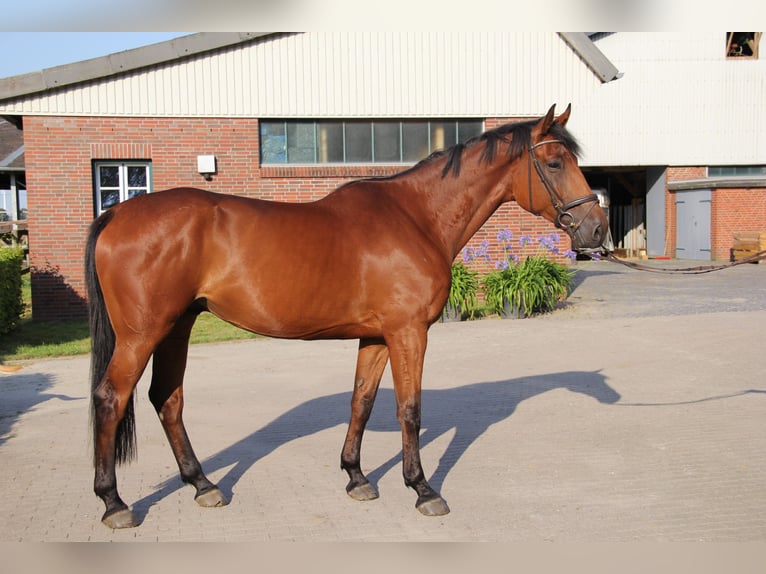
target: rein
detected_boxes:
[602,249,766,274]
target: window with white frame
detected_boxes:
[94,161,152,214]
[260,119,484,165]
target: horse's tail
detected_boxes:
[86,210,136,465]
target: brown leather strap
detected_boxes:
[603,250,766,274]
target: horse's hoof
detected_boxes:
[195,487,229,508]
[347,482,379,501]
[101,508,138,529]
[416,496,450,516]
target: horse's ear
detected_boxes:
[537,104,557,136]
[556,103,572,127]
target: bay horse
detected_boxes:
[85,104,609,529]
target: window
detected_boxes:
[0,172,26,221]
[94,161,152,215]
[708,165,766,177]
[726,32,761,58]
[260,119,484,165]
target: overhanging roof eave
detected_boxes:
[558,32,622,83]
[0,32,281,102]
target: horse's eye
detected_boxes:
[547,160,562,170]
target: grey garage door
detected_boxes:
[675,189,711,260]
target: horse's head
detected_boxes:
[523,104,612,253]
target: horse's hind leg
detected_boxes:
[93,342,154,528]
[148,312,228,509]
[341,337,389,501]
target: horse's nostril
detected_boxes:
[593,225,603,243]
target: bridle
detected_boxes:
[527,139,600,247]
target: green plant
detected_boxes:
[0,248,25,334]
[482,255,573,317]
[443,262,479,320]
[465,230,576,318]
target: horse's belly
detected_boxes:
[205,295,381,341]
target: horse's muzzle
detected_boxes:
[573,224,614,254]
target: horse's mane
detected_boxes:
[337,119,581,191]
[438,119,581,178]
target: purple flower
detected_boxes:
[537,235,556,252]
[476,240,491,261]
[495,260,509,271]
[462,247,475,263]
[518,235,533,247]
[563,249,577,262]
[497,229,513,243]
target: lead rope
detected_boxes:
[599,249,766,274]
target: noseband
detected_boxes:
[527,139,600,242]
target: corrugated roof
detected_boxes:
[0,31,616,105]
[0,32,279,101]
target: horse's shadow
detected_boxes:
[131,370,618,521]
[0,373,82,447]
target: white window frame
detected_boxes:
[94,161,152,215]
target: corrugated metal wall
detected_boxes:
[569,32,766,166]
[0,32,599,119]
[2,32,764,167]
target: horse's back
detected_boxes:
[93,186,449,340]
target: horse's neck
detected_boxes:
[398,148,519,261]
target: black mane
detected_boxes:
[438,119,581,178]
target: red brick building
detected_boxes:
[1,32,764,320]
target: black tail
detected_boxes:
[86,210,136,465]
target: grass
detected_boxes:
[0,276,259,363]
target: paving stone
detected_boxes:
[1,260,765,541]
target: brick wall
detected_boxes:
[23,115,566,320]
[666,167,766,261]
[665,183,677,257]
[667,166,706,182]
[711,188,766,261]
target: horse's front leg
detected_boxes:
[386,326,450,516]
[341,337,389,501]
[149,313,228,509]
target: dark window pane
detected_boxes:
[317,122,344,163]
[402,122,430,162]
[260,121,286,163]
[101,190,120,210]
[373,122,401,162]
[99,165,119,187]
[262,121,284,136]
[287,121,316,163]
[127,189,147,200]
[458,121,483,143]
[127,166,147,187]
[345,122,372,163]
[262,119,485,165]
[430,122,457,152]
[709,165,766,177]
